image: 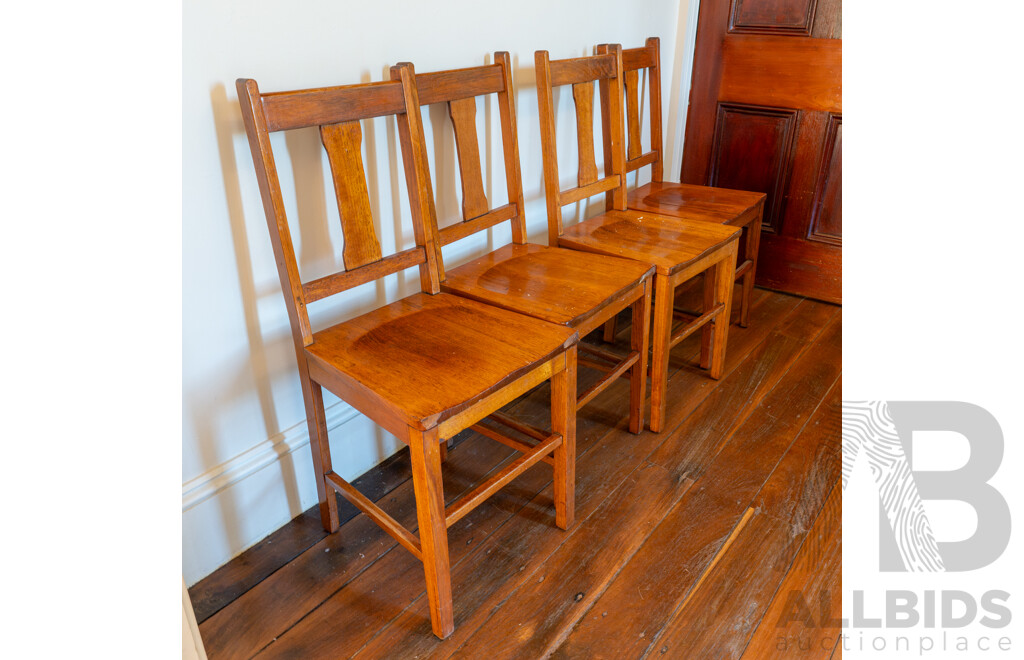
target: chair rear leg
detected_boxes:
[551,345,577,530]
[304,378,339,532]
[708,245,738,379]
[409,426,454,639]
[649,273,674,433]
[628,279,651,434]
[700,264,717,371]
[602,316,618,343]
[741,212,763,328]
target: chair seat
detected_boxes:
[441,243,653,328]
[304,292,576,431]
[558,209,741,276]
[626,182,765,227]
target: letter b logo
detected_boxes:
[843,401,1011,572]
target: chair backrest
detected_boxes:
[599,37,664,182]
[236,73,441,347]
[534,45,628,245]
[391,53,527,276]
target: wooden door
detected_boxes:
[681,0,841,303]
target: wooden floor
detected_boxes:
[190,285,842,659]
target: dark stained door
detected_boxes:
[682,0,841,303]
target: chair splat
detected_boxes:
[320,120,383,270]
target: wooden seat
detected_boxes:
[603,38,766,328]
[306,292,575,432]
[236,73,578,640]
[393,54,653,433]
[535,45,741,432]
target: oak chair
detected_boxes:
[602,37,766,328]
[393,54,654,434]
[236,73,578,639]
[534,45,740,433]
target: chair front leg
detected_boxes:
[409,426,454,639]
[551,345,577,530]
[628,279,652,434]
[649,272,674,433]
[707,244,738,379]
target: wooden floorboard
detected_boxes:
[192,288,841,659]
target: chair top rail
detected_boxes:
[260,80,406,132]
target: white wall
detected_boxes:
[183,0,696,585]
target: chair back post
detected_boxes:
[646,36,664,183]
[236,78,315,346]
[533,50,564,246]
[598,43,629,212]
[494,51,529,246]
[390,62,446,289]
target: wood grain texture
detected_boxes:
[451,465,695,659]
[558,210,740,277]
[623,69,642,161]
[807,114,842,246]
[448,96,490,220]
[549,54,617,87]
[709,103,797,235]
[743,386,842,659]
[653,380,841,658]
[259,80,405,132]
[320,120,382,269]
[572,81,599,187]
[303,292,574,431]
[729,0,819,35]
[441,243,653,327]
[415,65,504,106]
[720,36,841,113]
[626,181,764,226]
[552,313,840,659]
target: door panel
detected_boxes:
[808,115,842,245]
[708,104,797,235]
[683,0,842,303]
[728,0,818,35]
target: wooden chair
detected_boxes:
[391,54,653,434]
[600,37,765,328]
[534,45,740,433]
[236,74,578,640]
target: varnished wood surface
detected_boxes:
[720,36,842,114]
[558,209,740,277]
[626,181,764,227]
[192,286,841,658]
[441,243,653,327]
[303,292,575,431]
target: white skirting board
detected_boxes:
[182,401,403,586]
